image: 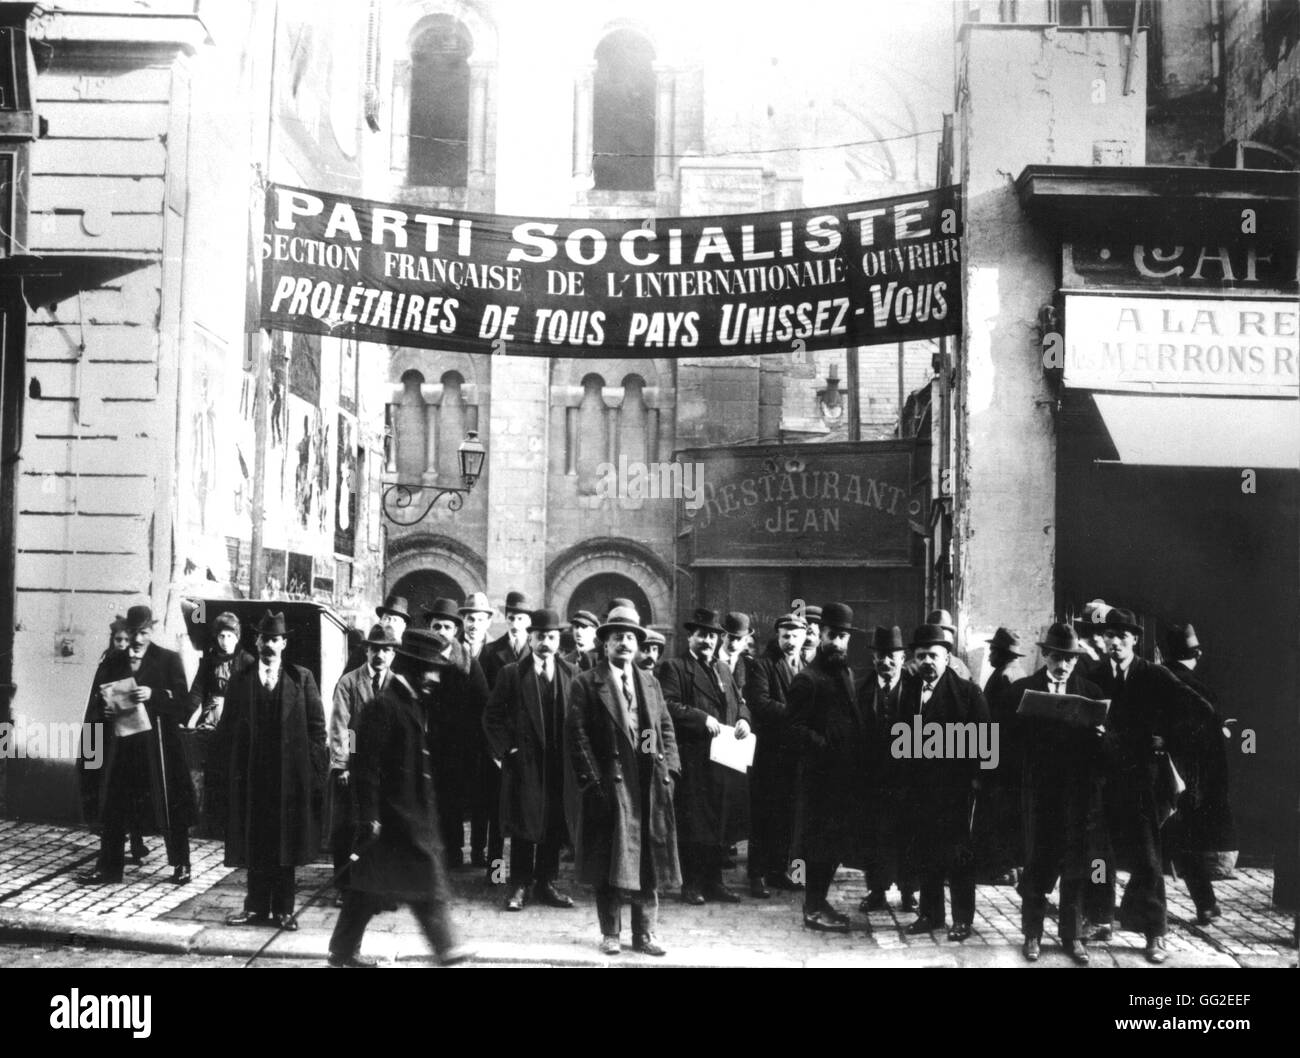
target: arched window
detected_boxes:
[592,30,655,191]
[435,371,467,481]
[409,16,471,187]
[575,373,608,491]
[395,370,427,479]
[617,374,649,465]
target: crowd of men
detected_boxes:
[76,589,1234,966]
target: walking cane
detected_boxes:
[242,836,377,968]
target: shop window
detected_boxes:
[593,30,655,192]
[1056,0,1092,26]
[409,15,471,187]
[1264,0,1300,66]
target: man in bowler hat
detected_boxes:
[567,606,681,956]
[327,628,473,967]
[213,611,327,929]
[658,607,751,904]
[483,608,578,911]
[981,627,1028,885]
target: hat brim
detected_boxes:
[823,624,865,635]
[909,638,952,651]
[1100,620,1143,636]
[458,606,494,616]
[683,621,726,636]
[365,636,400,648]
[598,621,647,643]
[376,606,410,620]
[394,646,453,665]
[529,623,567,634]
[422,612,464,627]
[1035,642,1088,656]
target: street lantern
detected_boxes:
[381,430,486,524]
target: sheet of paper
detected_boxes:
[1016,690,1109,728]
[99,677,152,736]
[709,724,756,773]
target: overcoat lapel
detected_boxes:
[595,666,635,748]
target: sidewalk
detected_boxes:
[0,819,1294,968]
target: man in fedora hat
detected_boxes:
[1160,623,1235,928]
[459,592,493,663]
[459,591,495,868]
[658,607,751,905]
[922,609,973,680]
[376,595,412,639]
[422,597,490,870]
[745,612,807,898]
[858,624,916,913]
[896,623,990,942]
[788,603,870,931]
[564,610,600,673]
[483,608,578,912]
[1091,606,1217,963]
[78,604,197,886]
[329,623,399,900]
[638,628,666,672]
[212,611,328,929]
[981,628,1028,887]
[1074,601,1112,682]
[567,606,681,956]
[327,629,473,967]
[1010,622,1107,964]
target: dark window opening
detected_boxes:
[1264,0,1300,66]
[409,16,471,187]
[593,30,655,192]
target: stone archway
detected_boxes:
[385,532,486,619]
[546,539,672,629]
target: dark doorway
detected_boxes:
[389,568,466,627]
[566,572,653,627]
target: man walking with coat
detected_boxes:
[658,607,751,905]
[327,628,473,967]
[788,603,870,932]
[213,611,327,929]
[483,608,577,911]
[567,606,681,956]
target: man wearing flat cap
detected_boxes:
[1161,623,1235,926]
[637,628,666,672]
[78,604,197,886]
[858,625,915,913]
[658,607,751,905]
[327,629,473,967]
[567,606,681,956]
[483,608,578,912]
[788,603,870,931]
[897,622,990,942]
[1009,623,1107,964]
[329,623,398,899]
[1091,606,1217,963]
[745,612,807,898]
[564,610,600,673]
[213,611,328,929]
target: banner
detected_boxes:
[260,183,961,358]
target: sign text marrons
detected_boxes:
[260,183,961,358]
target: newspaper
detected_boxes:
[99,677,153,737]
[1016,690,1110,729]
[708,724,756,773]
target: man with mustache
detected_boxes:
[745,612,807,898]
[566,606,680,956]
[788,603,870,931]
[483,608,578,912]
[637,628,666,671]
[658,607,751,905]
[1091,607,1217,964]
[1010,623,1107,964]
[897,623,990,942]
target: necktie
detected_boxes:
[622,669,637,737]
[1113,664,1124,687]
[372,671,381,697]
[920,682,934,707]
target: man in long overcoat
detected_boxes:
[566,606,681,956]
[788,602,870,932]
[897,624,990,942]
[1091,607,1217,963]
[744,612,806,898]
[657,606,751,904]
[213,611,327,928]
[483,608,577,911]
[1012,622,1108,964]
[979,627,1028,885]
[1161,623,1235,925]
[78,604,196,885]
[327,628,473,967]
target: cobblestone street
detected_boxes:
[1,820,1293,968]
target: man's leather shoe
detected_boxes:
[633,934,667,956]
[534,882,574,908]
[702,883,741,904]
[328,952,378,968]
[1196,905,1222,926]
[861,891,886,912]
[1066,940,1090,965]
[901,891,917,911]
[768,873,802,891]
[1089,924,1112,942]
[749,878,771,899]
[1144,934,1168,964]
[170,866,191,886]
[505,885,527,911]
[681,885,706,905]
[599,935,622,955]
[1023,937,1040,962]
[821,905,852,927]
[76,870,123,886]
[225,910,268,927]
[803,908,851,933]
[438,945,475,966]
[275,913,299,932]
[906,916,942,935]
[947,922,972,942]
[130,839,149,865]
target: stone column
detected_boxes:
[653,62,676,193]
[572,61,597,188]
[389,59,411,177]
